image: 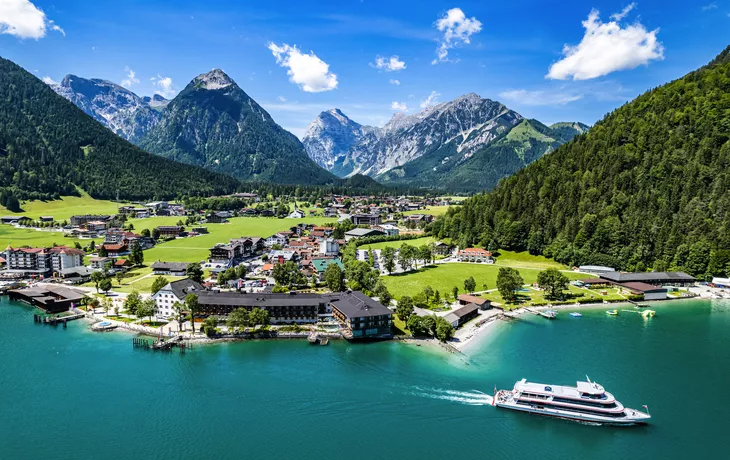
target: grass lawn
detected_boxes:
[403,206,451,217]
[360,237,436,250]
[381,262,588,300]
[0,225,87,249]
[0,192,122,221]
[494,250,567,270]
[139,216,336,263]
[481,285,627,309]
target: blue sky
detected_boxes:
[1,0,729,138]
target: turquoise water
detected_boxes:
[1,296,728,459]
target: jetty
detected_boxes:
[525,308,557,319]
[133,335,191,353]
[33,312,85,328]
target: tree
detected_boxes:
[172,301,186,330]
[381,246,397,274]
[418,245,432,266]
[90,271,105,293]
[129,241,144,266]
[152,228,161,240]
[398,244,416,272]
[273,261,304,287]
[99,277,112,294]
[537,268,570,300]
[434,290,441,304]
[140,228,151,237]
[186,262,204,283]
[324,263,345,292]
[406,315,426,335]
[452,286,459,301]
[97,245,108,257]
[250,307,270,326]
[464,276,476,293]
[124,290,142,315]
[115,271,124,287]
[368,249,376,267]
[203,316,218,336]
[151,276,168,295]
[421,316,437,335]
[423,285,434,303]
[137,298,157,323]
[497,267,524,303]
[373,280,392,306]
[227,308,250,332]
[186,294,200,333]
[396,296,414,321]
[101,297,112,315]
[434,316,455,342]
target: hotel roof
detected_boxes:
[599,271,695,283]
[329,291,391,318]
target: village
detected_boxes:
[2,192,725,348]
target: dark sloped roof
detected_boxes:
[196,291,329,307]
[451,302,480,318]
[151,261,189,271]
[330,291,391,318]
[167,279,203,299]
[600,271,695,283]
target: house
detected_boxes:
[70,215,111,227]
[457,294,492,310]
[579,265,616,274]
[153,279,204,319]
[39,216,54,223]
[156,226,184,238]
[151,261,189,276]
[432,241,453,256]
[323,207,338,217]
[208,237,264,264]
[344,228,385,242]
[351,214,382,226]
[113,259,132,272]
[229,192,259,201]
[241,208,259,216]
[100,243,128,257]
[319,238,340,256]
[405,214,433,224]
[230,237,265,257]
[85,221,108,232]
[457,248,493,263]
[619,282,668,301]
[372,224,399,237]
[260,209,275,217]
[117,205,135,215]
[191,226,208,234]
[8,285,86,313]
[266,232,290,247]
[89,257,114,271]
[0,256,5,268]
[205,212,229,223]
[597,271,696,286]
[1,216,24,225]
[4,246,84,277]
[287,208,305,219]
[311,258,345,281]
[58,266,93,284]
[270,250,298,264]
[712,277,730,288]
[330,291,393,339]
[444,302,481,328]
[194,291,331,324]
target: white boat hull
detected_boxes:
[495,401,650,425]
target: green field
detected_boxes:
[360,237,435,250]
[381,262,588,300]
[139,216,336,263]
[0,193,122,221]
[493,250,566,270]
[403,206,451,217]
[0,226,86,249]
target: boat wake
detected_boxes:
[409,387,494,406]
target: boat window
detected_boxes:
[544,386,552,391]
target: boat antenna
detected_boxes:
[586,375,591,383]
[643,404,650,415]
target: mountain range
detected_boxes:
[0,57,240,205]
[302,94,588,192]
[51,70,336,185]
[432,45,730,276]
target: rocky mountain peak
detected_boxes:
[194,69,234,90]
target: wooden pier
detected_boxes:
[525,308,556,319]
[33,312,85,328]
[133,335,191,354]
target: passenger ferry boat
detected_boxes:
[495,378,650,425]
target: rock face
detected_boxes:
[303,93,589,191]
[50,75,164,142]
[137,69,336,185]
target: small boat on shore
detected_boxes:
[641,310,656,318]
[606,310,619,316]
[494,377,650,426]
[569,312,582,317]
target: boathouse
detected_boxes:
[444,302,480,328]
[8,285,86,313]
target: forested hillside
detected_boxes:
[431,46,730,279]
[0,57,241,208]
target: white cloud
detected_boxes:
[389,79,401,86]
[267,42,338,93]
[420,91,441,109]
[610,2,636,21]
[151,74,175,98]
[546,8,664,80]
[371,55,406,72]
[391,101,408,111]
[277,96,287,102]
[0,0,64,39]
[701,2,718,11]
[432,8,482,64]
[499,89,584,106]
[42,76,58,86]
[121,67,140,88]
